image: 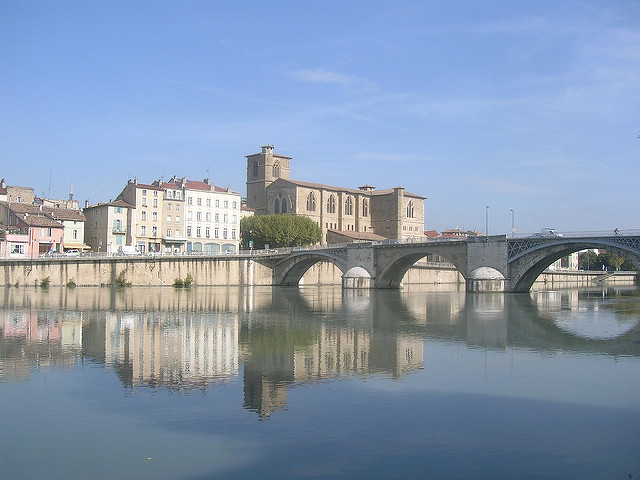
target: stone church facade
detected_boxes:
[245,145,426,244]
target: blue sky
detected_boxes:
[2,1,639,235]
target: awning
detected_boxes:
[63,243,91,251]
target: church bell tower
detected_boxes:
[245,145,291,215]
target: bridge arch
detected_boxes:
[373,242,469,289]
[508,237,640,293]
[272,251,349,286]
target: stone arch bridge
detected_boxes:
[256,234,640,292]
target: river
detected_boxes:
[1,285,639,479]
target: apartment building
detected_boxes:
[83,200,132,254]
[154,176,241,254]
[115,180,165,253]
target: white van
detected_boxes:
[118,245,141,256]
[532,228,563,238]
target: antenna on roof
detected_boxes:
[48,170,52,197]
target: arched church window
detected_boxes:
[306,192,316,211]
[406,200,415,219]
[362,199,368,217]
[327,195,336,214]
[345,196,353,215]
[274,198,280,214]
[273,162,280,178]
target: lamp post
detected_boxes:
[485,206,490,236]
[510,209,515,238]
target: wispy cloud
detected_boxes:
[288,68,378,93]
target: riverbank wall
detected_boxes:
[0,257,635,288]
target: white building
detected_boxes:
[154,176,242,254]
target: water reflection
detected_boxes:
[2,286,640,418]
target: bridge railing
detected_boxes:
[512,229,640,239]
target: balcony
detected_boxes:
[112,227,127,234]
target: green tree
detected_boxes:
[578,250,598,270]
[241,215,322,249]
[598,251,625,271]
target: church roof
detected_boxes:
[270,178,425,199]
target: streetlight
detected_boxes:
[485,206,490,236]
[510,209,515,238]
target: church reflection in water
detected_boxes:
[2,285,639,418]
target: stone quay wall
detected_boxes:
[1,257,634,289]
[0,256,275,287]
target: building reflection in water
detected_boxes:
[2,285,639,418]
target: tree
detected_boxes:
[578,250,598,270]
[241,215,322,249]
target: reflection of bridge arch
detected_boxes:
[508,236,640,292]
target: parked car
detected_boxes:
[531,228,563,238]
[65,249,80,256]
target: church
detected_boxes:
[245,146,426,244]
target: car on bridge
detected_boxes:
[531,228,563,238]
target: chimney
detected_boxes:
[0,178,5,189]
[84,200,89,208]
[261,145,274,154]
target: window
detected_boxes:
[167,215,171,222]
[232,215,237,223]
[142,189,147,195]
[166,229,172,237]
[141,198,147,207]
[306,192,316,211]
[175,204,180,212]
[116,235,123,245]
[152,226,158,236]
[206,198,211,207]
[232,201,237,208]
[196,227,201,237]
[232,229,236,239]
[406,200,415,218]
[327,195,336,213]
[196,212,202,221]
[73,230,78,240]
[154,190,158,197]
[188,197,193,205]
[175,215,180,223]
[345,196,353,215]
[186,226,192,236]
[187,211,192,221]
[114,206,123,213]
[223,228,228,239]
[152,211,158,221]
[205,227,210,237]
[153,198,158,208]
[224,200,228,208]
[214,227,219,238]
[215,199,220,207]
[197,197,202,206]
[206,212,211,222]
[223,214,228,223]
[363,199,368,217]
[273,162,280,177]
[214,213,219,222]
[11,244,24,254]
[175,228,180,236]
[274,198,280,214]
[141,211,147,220]
[167,203,172,211]
[141,225,146,236]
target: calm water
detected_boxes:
[1,285,639,480]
